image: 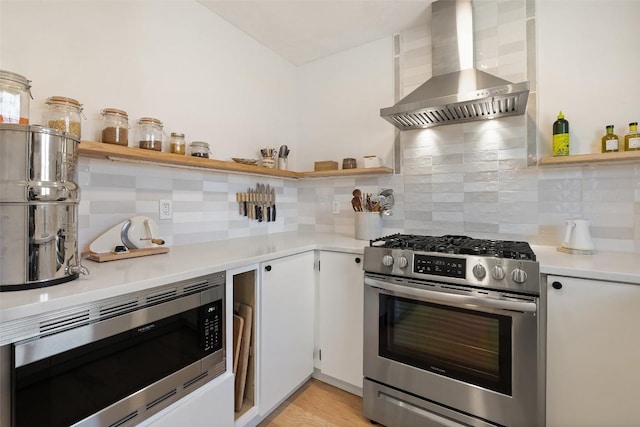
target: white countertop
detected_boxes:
[1,232,639,341]
[534,244,640,283]
[0,232,366,325]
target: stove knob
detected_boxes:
[511,268,528,284]
[472,264,486,280]
[382,255,394,267]
[491,265,506,280]
[398,256,408,269]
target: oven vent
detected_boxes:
[39,309,90,335]
[99,298,139,318]
[146,389,177,410]
[184,372,208,389]
[146,288,178,305]
[108,411,138,427]
[183,280,211,295]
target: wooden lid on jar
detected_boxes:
[101,108,128,119]
[138,117,163,127]
[45,96,82,109]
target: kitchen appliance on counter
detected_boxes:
[559,218,595,254]
[362,234,544,427]
[7,271,226,427]
[0,124,88,291]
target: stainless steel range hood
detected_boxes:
[381,0,529,130]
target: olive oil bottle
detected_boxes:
[552,111,569,156]
[624,122,640,151]
[601,125,620,153]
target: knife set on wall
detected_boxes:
[236,183,276,222]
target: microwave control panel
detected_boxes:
[201,299,223,353]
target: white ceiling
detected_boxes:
[198,0,432,65]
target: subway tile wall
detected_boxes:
[77,0,640,253]
[77,157,298,252]
[298,0,640,253]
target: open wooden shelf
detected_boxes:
[78,140,394,179]
[539,150,640,166]
[299,166,393,178]
[78,141,301,178]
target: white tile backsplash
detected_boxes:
[73,1,640,254]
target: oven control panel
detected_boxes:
[414,254,466,279]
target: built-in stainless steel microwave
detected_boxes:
[10,272,226,427]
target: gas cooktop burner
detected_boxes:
[370,233,536,261]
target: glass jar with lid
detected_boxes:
[190,141,210,158]
[44,96,84,139]
[0,70,32,125]
[135,117,164,151]
[100,108,129,145]
[170,132,186,155]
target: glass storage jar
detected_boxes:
[100,108,129,145]
[190,141,210,158]
[170,132,186,155]
[44,96,84,139]
[0,70,32,125]
[136,117,164,151]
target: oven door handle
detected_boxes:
[365,277,537,313]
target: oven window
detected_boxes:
[13,300,223,427]
[379,294,512,395]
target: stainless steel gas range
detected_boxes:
[362,234,544,427]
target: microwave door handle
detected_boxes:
[364,277,537,313]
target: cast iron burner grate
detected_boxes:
[370,234,536,261]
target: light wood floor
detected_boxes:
[257,379,375,427]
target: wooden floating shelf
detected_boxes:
[78,141,394,179]
[539,150,640,166]
[299,167,393,178]
[78,141,301,178]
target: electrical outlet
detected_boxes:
[332,201,340,215]
[159,200,172,220]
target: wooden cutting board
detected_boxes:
[232,314,244,374]
[234,302,253,412]
[85,247,169,262]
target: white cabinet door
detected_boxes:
[144,373,234,427]
[259,251,315,416]
[546,275,640,427]
[318,251,364,390]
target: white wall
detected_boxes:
[537,0,640,155]
[296,37,394,171]
[0,0,298,166]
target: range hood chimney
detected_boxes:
[380,0,529,130]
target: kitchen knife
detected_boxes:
[271,187,276,221]
[257,184,263,222]
[266,184,271,222]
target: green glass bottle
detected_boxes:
[601,125,620,153]
[552,111,569,156]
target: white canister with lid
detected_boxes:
[44,96,84,139]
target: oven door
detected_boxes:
[363,275,541,427]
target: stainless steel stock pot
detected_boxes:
[0,124,87,291]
